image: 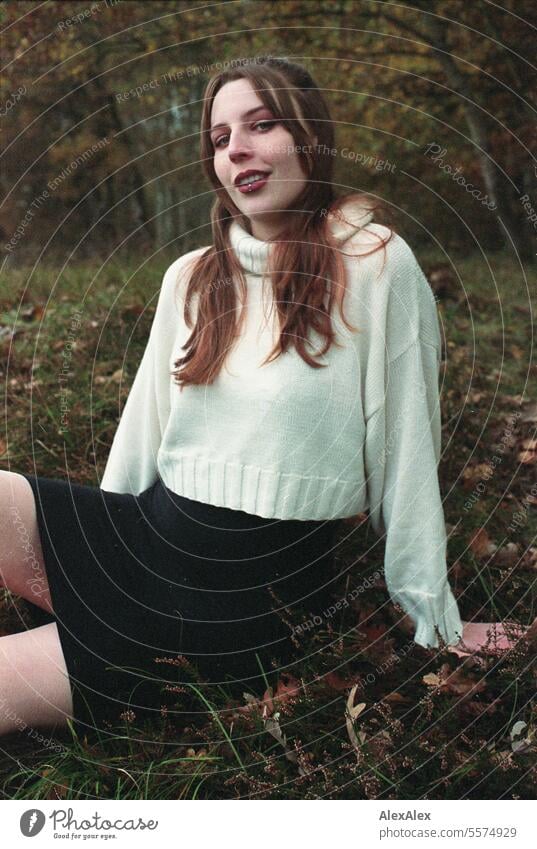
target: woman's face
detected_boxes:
[210,78,312,241]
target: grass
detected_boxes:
[0,245,535,799]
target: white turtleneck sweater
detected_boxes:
[100,202,463,649]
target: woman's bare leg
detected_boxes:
[0,470,53,613]
[0,622,74,735]
[0,471,73,733]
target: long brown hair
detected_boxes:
[172,56,393,390]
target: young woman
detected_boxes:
[0,56,466,737]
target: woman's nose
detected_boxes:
[227,129,253,161]
[228,150,251,164]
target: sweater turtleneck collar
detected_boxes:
[228,195,374,277]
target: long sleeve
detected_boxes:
[363,255,463,649]
[99,253,196,495]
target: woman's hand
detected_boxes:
[447,619,533,657]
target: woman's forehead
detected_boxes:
[210,79,268,125]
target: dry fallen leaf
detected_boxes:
[319,670,360,691]
[261,675,300,717]
[462,463,494,490]
[40,768,68,800]
[345,685,367,753]
[490,543,520,567]
[21,304,46,322]
[351,619,398,665]
[260,687,274,717]
[123,304,145,318]
[94,368,124,386]
[264,713,311,776]
[520,548,537,573]
[422,662,487,699]
[469,527,497,558]
[509,721,533,755]
[245,673,302,719]
[274,673,301,703]
[423,672,442,686]
[518,438,537,465]
[383,691,411,704]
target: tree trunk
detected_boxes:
[92,76,156,243]
[423,16,533,261]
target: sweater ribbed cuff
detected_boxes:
[391,584,464,648]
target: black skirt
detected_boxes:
[21,473,343,732]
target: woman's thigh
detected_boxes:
[0,470,53,612]
[0,622,74,734]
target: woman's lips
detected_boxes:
[236,174,270,194]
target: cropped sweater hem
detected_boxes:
[159,452,368,521]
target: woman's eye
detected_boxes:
[213,120,277,149]
[254,120,277,132]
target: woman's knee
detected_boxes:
[0,471,52,612]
